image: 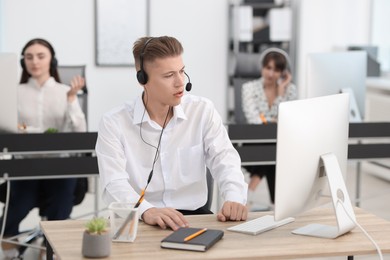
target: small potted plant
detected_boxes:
[82,217,111,258]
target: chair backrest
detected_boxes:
[233,77,252,124]
[233,52,262,78]
[231,53,262,124]
[57,65,87,92]
[204,169,214,211]
[57,65,88,128]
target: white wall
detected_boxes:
[150,0,228,122]
[372,0,390,72]
[0,0,228,131]
[295,0,372,99]
[0,1,3,50]
[1,0,382,130]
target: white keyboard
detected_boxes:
[227,215,295,235]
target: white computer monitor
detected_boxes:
[274,93,356,239]
[306,51,367,122]
[0,53,19,133]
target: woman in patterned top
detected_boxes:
[241,48,297,210]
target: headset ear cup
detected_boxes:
[137,70,148,85]
[20,58,26,70]
[51,57,58,69]
[20,57,57,70]
[259,47,291,72]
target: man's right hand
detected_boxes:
[141,207,189,230]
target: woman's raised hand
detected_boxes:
[67,75,85,102]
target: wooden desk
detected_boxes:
[40,207,390,260]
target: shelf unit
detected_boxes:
[228,0,298,123]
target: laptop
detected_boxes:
[0,53,19,133]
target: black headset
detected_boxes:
[136,37,192,91]
[20,38,58,70]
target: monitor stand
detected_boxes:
[292,153,356,239]
[340,88,362,123]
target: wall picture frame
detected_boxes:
[95,0,149,66]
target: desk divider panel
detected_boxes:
[1,124,390,178]
[229,123,390,163]
[0,132,98,179]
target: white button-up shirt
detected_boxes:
[96,94,247,217]
[18,77,86,132]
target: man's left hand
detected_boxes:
[217,201,248,222]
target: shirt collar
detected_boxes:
[28,77,56,89]
[133,95,149,125]
[173,102,187,121]
[132,93,188,125]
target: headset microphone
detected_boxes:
[184,71,192,92]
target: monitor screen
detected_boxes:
[274,93,356,238]
[0,53,18,133]
[306,51,367,122]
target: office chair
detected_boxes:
[57,63,91,213]
[0,178,88,258]
[204,170,214,211]
[231,52,262,124]
[57,65,88,128]
[57,64,93,215]
[57,63,93,212]
[231,52,277,209]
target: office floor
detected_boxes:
[1,161,389,260]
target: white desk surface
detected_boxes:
[366,77,390,91]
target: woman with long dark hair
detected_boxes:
[1,38,86,259]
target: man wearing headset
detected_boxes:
[96,36,248,230]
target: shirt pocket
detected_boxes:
[178,143,205,184]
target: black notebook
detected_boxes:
[160,227,224,252]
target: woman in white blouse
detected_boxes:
[1,38,86,259]
[241,48,297,210]
[17,39,86,132]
